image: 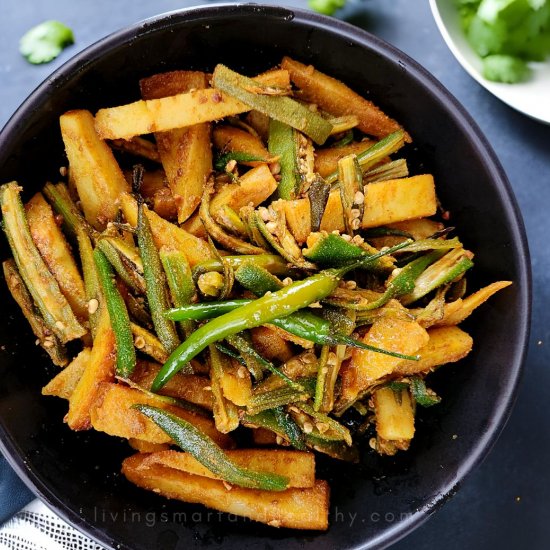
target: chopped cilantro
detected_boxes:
[308,0,346,16]
[483,54,532,82]
[20,20,74,65]
[458,0,550,83]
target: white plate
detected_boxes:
[430,0,550,124]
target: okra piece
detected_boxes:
[234,261,283,295]
[308,177,331,233]
[97,238,146,294]
[313,345,330,412]
[252,208,315,269]
[363,250,448,311]
[212,65,333,145]
[325,130,406,185]
[153,241,414,391]
[76,229,101,337]
[226,334,303,389]
[160,248,197,338]
[363,158,409,183]
[293,402,352,445]
[401,248,474,305]
[2,259,67,366]
[137,203,180,354]
[0,182,86,343]
[267,120,302,199]
[303,232,393,272]
[243,409,359,462]
[94,248,136,377]
[43,182,96,239]
[209,345,240,434]
[338,154,364,235]
[130,323,168,363]
[192,254,291,278]
[214,151,266,172]
[199,185,265,255]
[273,406,306,450]
[247,380,314,415]
[134,404,289,491]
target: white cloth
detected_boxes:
[0,500,103,550]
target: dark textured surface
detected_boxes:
[0,1,546,549]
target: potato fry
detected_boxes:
[66,307,115,430]
[252,427,279,446]
[60,109,130,229]
[128,438,170,453]
[373,387,415,441]
[213,125,274,166]
[393,326,473,376]
[42,348,90,399]
[210,164,277,215]
[131,361,213,410]
[120,194,212,266]
[339,315,429,405]
[435,281,512,327]
[281,56,410,141]
[314,140,376,178]
[95,72,287,140]
[141,71,212,223]
[26,192,88,320]
[90,382,232,448]
[140,448,315,488]
[122,455,329,529]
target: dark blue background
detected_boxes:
[1,1,548,548]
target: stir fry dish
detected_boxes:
[0,57,511,530]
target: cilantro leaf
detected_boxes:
[20,20,74,65]
[308,0,346,16]
[482,54,532,82]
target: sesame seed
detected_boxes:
[282,277,293,286]
[302,352,316,364]
[316,422,329,434]
[346,280,357,290]
[134,336,145,349]
[302,422,314,434]
[354,191,365,205]
[351,208,361,219]
[341,234,352,242]
[265,221,278,233]
[55,321,65,331]
[237,366,248,379]
[88,298,99,314]
[351,218,361,230]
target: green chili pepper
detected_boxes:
[326,130,406,185]
[409,376,441,407]
[137,203,180,355]
[133,405,289,491]
[273,406,306,450]
[165,299,416,359]
[154,241,415,391]
[192,254,291,279]
[160,249,196,338]
[212,65,333,145]
[94,248,136,377]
